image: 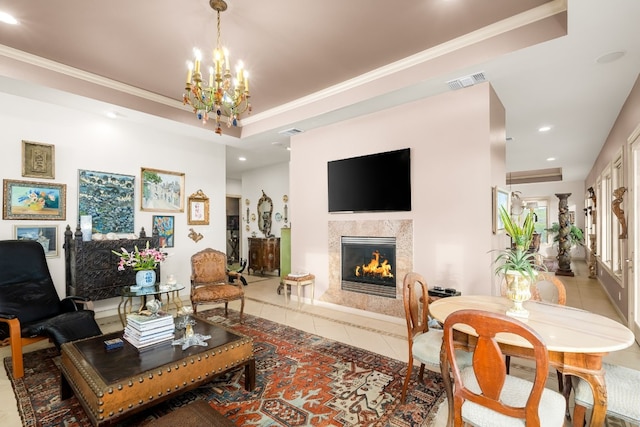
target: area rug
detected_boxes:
[4,308,444,426]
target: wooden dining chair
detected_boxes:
[400,272,472,403]
[443,309,566,426]
[572,362,640,426]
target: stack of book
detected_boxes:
[123,313,175,349]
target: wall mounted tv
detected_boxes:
[327,148,411,213]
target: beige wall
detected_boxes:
[584,75,640,318]
[289,83,507,315]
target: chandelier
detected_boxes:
[183,0,251,135]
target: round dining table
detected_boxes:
[429,295,635,427]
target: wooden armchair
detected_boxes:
[443,309,566,426]
[190,248,245,322]
[0,240,102,379]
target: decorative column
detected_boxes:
[555,193,574,277]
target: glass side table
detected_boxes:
[117,284,186,326]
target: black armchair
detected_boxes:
[0,240,102,378]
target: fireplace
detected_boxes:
[341,236,396,298]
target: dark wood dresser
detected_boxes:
[248,237,280,275]
[64,225,160,300]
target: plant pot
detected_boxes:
[504,270,533,318]
[135,270,156,288]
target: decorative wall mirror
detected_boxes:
[257,190,273,237]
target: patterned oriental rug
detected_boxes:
[4,308,444,426]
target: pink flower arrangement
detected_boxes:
[112,241,166,271]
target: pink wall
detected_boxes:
[587,76,640,185]
[289,83,506,315]
[585,75,640,318]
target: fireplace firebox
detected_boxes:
[341,236,396,298]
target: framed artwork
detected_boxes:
[141,168,185,212]
[492,186,510,234]
[22,140,55,179]
[78,169,135,233]
[14,225,59,257]
[3,179,66,220]
[152,215,175,248]
[187,189,209,225]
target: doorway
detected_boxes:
[226,195,241,265]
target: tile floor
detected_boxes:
[0,261,638,426]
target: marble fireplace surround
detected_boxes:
[325,220,413,318]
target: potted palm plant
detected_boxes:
[493,205,542,318]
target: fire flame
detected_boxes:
[355,250,394,279]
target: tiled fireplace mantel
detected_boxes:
[326,220,413,318]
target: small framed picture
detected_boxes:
[187,190,209,225]
[3,179,66,220]
[22,140,55,179]
[492,186,510,234]
[152,215,175,248]
[14,225,59,257]
[141,167,185,212]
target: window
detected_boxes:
[523,198,549,243]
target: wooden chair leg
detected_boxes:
[563,373,573,420]
[239,297,245,323]
[505,355,511,374]
[6,318,24,379]
[557,369,564,394]
[401,357,414,403]
[572,403,587,427]
[224,302,229,317]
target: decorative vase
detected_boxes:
[504,271,533,318]
[135,270,156,288]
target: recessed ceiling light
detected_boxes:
[538,126,551,132]
[238,157,246,162]
[546,157,556,162]
[0,11,18,25]
[596,51,626,64]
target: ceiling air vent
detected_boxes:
[447,72,487,90]
[278,128,304,136]
[506,168,563,185]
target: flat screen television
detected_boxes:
[327,148,411,212]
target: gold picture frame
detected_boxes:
[492,186,510,234]
[187,189,209,225]
[3,179,66,220]
[140,167,185,212]
[22,140,55,179]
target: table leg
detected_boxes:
[572,370,607,427]
[170,290,184,312]
[117,296,126,326]
[60,371,73,400]
[244,359,256,391]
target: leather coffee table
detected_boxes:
[59,316,254,426]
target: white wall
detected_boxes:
[0,91,228,316]
[289,83,506,306]
[240,162,290,260]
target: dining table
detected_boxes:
[429,295,635,427]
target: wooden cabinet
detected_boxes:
[248,237,280,275]
[64,225,160,301]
